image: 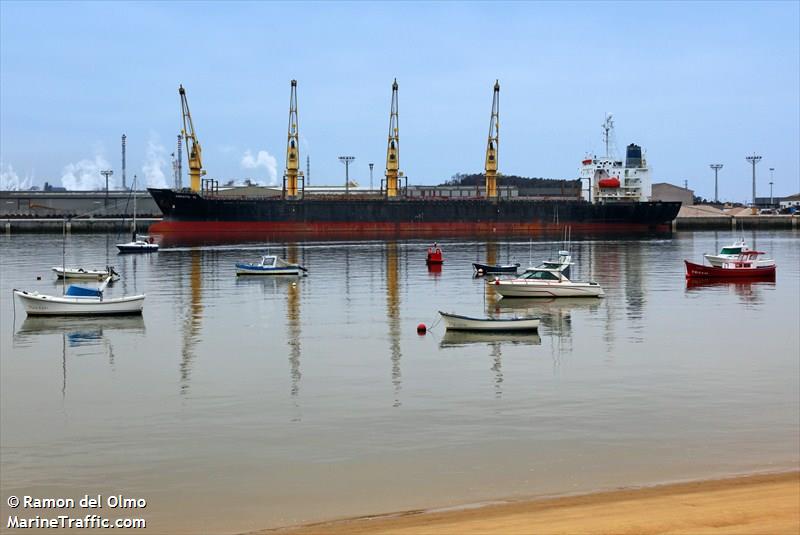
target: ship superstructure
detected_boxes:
[580,115,652,203]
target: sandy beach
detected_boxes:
[255,471,799,535]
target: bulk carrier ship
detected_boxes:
[148,81,680,238]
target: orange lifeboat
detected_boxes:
[598,177,620,188]
[582,158,593,165]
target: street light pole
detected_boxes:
[101,170,113,200]
[710,164,723,204]
[745,154,761,214]
[769,167,775,207]
[338,156,355,194]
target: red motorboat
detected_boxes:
[684,251,776,279]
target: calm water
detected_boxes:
[1,231,798,534]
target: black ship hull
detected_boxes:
[148,188,680,239]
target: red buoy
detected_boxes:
[426,242,443,265]
[417,323,427,334]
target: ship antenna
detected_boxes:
[602,113,615,158]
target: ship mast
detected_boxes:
[385,79,401,198]
[179,85,204,192]
[602,113,614,159]
[285,80,302,197]
[485,80,499,198]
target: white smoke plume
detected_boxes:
[0,164,33,191]
[241,149,278,185]
[142,133,168,188]
[61,155,112,190]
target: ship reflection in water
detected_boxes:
[1,231,798,534]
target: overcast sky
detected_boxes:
[1,1,798,202]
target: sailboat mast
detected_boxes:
[132,175,137,242]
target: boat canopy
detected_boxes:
[65,285,102,298]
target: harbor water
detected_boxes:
[1,231,798,534]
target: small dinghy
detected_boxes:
[438,311,539,331]
[472,262,520,275]
[236,255,307,276]
[13,277,144,316]
[52,265,120,281]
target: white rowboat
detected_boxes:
[52,266,119,280]
[13,289,145,315]
[438,311,539,331]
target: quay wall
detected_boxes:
[673,215,797,231]
[0,191,160,218]
[3,218,162,234]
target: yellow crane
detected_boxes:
[284,80,302,197]
[179,85,205,192]
[385,79,401,198]
[485,80,500,198]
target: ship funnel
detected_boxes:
[626,143,642,168]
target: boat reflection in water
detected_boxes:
[491,297,602,340]
[439,330,541,348]
[685,278,775,305]
[14,315,146,396]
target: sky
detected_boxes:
[1,1,798,202]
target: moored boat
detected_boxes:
[52,266,119,280]
[493,263,604,298]
[117,235,159,253]
[685,251,776,279]
[13,281,145,316]
[235,255,307,275]
[473,262,520,275]
[438,311,539,331]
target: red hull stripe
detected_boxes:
[149,220,670,235]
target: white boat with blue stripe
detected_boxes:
[13,277,145,316]
[236,255,307,276]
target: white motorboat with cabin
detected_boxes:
[492,265,604,298]
[438,311,540,331]
[704,239,775,268]
[236,255,307,276]
[13,277,145,316]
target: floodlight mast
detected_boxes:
[710,164,723,203]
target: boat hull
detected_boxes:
[235,264,303,276]
[117,244,159,253]
[473,262,520,274]
[493,281,605,298]
[439,311,539,331]
[147,189,681,237]
[13,290,145,315]
[684,260,776,279]
[52,267,110,280]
